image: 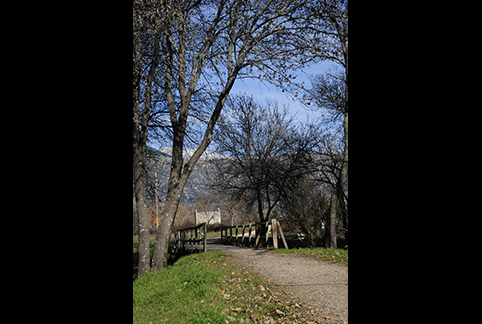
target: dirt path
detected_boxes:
[226,248,348,324]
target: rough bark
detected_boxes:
[328,112,347,248]
[329,190,338,248]
[133,13,159,276]
[133,147,151,275]
[133,17,151,274]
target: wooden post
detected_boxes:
[272,219,278,249]
[266,223,271,244]
[248,224,252,247]
[195,225,199,253]
[255,222,261,248]
[180,230,184,253]
[241,225,246,246]
[277,221,288,249]
[229,226,233,245]
[191,228,194,252]
[203,223,207,253]
[177,231,180,251]
[235,225,239,246]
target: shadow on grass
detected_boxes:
[133,241,202,280]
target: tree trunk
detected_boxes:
[255,191,266,248]
[329,191,338,248]
[151,68,238,270]
[151,182,184,270]
[133,147,151,276]
[133,26,159,276]
[328,113,348,248]
[337,112,348,242]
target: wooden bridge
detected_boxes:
[172,222,207,256]
[173,219,289,257]
[220,219,288,249]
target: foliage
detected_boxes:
[133,252,311,323]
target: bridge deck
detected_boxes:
[205,238,251,252]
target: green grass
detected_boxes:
[271,247,348,265]
[133,251,308,323]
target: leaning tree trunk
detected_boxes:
[151,69,237,270]
[151,180,185,269]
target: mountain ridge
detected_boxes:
[142,146,228,206]
[146,146,229,162]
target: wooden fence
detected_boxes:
[221,219,288,249]
[173,222,207,256]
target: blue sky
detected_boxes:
[147,61,337,150]
[230,61,336,122]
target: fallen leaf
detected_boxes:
[275,309,285,316]
[221,309,229,315]
[233,307,243,312]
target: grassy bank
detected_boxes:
[133,251,309,323]
[133,236,178,280]
[271,247,348,265]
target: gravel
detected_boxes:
[227,248,348,324]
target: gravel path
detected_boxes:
[226,248,348,324]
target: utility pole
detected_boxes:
[155,171,159,229]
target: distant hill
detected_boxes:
[137,147,339,208]
[150,147,227,162]
[140,146,229,206]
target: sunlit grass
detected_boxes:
[271,247,348,265]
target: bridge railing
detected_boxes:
[173,222,207,256]
[220,219,288,249]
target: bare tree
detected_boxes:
[146,0,311,270]
[133,0,164,276]
[212,94,317,246]
[295,0,348,248]
[280,178,330,247]
[317,1,347,249]
[229,0,348,249]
